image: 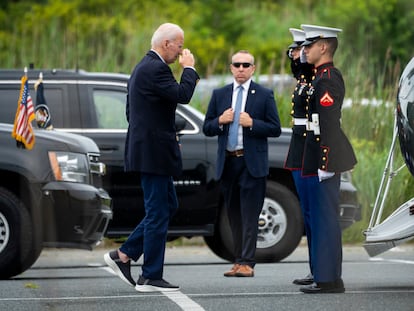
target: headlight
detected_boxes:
[48,151,89,183]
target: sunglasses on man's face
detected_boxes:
[232,62,252,68]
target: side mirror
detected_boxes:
[175,114,187,134]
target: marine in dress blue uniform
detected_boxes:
[284,28,315,286]
[299,24,357,294]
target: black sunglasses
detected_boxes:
[232,62,252,68]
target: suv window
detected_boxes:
[0,86,66,127]
[93,89,128,129]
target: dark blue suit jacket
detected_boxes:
[203,81,281,179]
[124,50,200,176]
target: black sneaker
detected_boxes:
[104,250,136,287]
[135,275,180,292]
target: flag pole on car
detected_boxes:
[11,67,35,149]
[35,72,53,130]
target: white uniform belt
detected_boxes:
[294,118,307,126]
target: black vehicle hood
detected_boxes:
[0,123,99,154]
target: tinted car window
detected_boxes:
[0,88,25,124]
[0,86,65,127]
[92,89,128,129]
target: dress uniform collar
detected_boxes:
[315,62,334,73]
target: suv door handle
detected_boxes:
[99,144,119,152]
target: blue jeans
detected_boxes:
[120,173,178,280]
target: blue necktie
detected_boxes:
[228,85,243,150]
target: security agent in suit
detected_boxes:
[203,50,281,277]
[104,23,199,292]
[284,28,315,286]
[299,24,357,294]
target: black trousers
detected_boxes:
[221,156,266,267]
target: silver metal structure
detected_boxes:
[363,57,414,257]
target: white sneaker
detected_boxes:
[135,275,180,292]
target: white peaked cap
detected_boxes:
[288,28,305,49]
[290,28,305,42]
[300,24,343,46]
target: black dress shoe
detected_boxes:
[293,273,314,285]
[300,279,345,294]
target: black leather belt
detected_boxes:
[226,149,244,157]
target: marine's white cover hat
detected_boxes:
[300,24,342,46]
[288,28,305,48]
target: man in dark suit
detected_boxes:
[104,22,199,292]
[203,50,281,277]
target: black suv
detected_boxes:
[0,69,360,263]
[0,122,112,279]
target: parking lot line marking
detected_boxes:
[0,292,204,311]
[2,289,414,304]
[162,291,205,311]
[101,266,204,310]
[369,257,414,265]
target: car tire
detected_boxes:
[255,181,303,262]
[203,217,235,262]
[206,181,303,263]
[0,187,42,279]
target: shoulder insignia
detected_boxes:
[320,91,334,107]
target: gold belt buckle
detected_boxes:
[234,149,243,157]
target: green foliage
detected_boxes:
[342,137,414,243]
[2,0,413,76]
[1,0,414,243]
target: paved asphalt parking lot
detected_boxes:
[1,239,414,311]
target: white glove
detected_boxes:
[318,169,335,182]
[300,47,307,63]
[287,48,293,59]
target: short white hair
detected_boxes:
[151,23,184,48]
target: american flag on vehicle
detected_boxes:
[12,74,35,149]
